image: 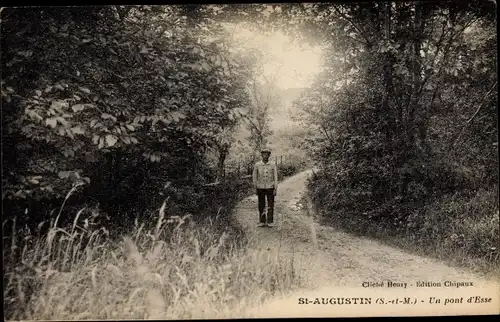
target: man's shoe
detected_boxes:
[267,223,274,227]
[257,223,266,227]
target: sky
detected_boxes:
[228,25,323,89]
[223,24,326,139]
[224,23,323,155]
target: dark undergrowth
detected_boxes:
[309,172,499,280]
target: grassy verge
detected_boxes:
[309,182,500,279]
[3,176,300,320]
[3,202,298,320]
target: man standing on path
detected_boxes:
[252,148,278,227]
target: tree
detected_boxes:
[283,1,497,224]
[244,55,283,160]
[1,5,252,221]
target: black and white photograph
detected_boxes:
[1,1,499,319]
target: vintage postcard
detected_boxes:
[2,2,498,320]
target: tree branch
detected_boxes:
[252,72,263,107]
[345,34,368,46]
[115,6,132,22]
[332,5,371,45]
[263,64,282,110]
[242,112,261,134]
[410,13,478,115]
[407,17,458,116]
[449,81,497,151]
[426,18,448,76]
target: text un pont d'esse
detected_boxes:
[297,296,492,305]
[297,280,492,306]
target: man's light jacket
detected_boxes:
[252,160,278,189]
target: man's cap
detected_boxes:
[260,148,271,154]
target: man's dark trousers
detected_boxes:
[257,188,275,224]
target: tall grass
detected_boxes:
[3,193,299,320]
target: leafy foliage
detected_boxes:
[287,2,497,228]
[1,6,251,223]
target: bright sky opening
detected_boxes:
[229,25,323,89]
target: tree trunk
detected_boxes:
[407,2,424,150]
[216,146,228,183]
[382,2,395,143]
[382,2,406,198]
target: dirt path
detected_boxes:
[234,169,500,318]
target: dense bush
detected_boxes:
[1,6,253,231]
[407,188,499,261]
[289,2,498,273]
[278,164,299,180]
